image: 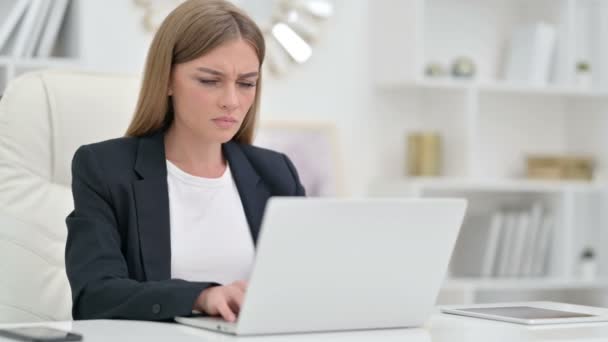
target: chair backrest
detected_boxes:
[0,70,141,322]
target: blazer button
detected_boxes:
[152,304,161,314]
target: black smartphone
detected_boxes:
[0,327,82,342]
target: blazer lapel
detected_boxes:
[223,141,271,245]
[133,131,171,281]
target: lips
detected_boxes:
[212,116,238,129]
[212,116,238,123]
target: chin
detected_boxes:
[216,131,238,144]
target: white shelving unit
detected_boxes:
[370,0,608,305]
[0,0,82,95]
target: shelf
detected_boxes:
[0,57,80,68]
[378,78,471,92]
[444,277,608,291]
[382,178,608,194]
[393,79,608,98]
[14,58,81,69]
[479,82,608,98]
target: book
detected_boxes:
[521,202,544,276]
[504,22,557,86]
[532,213,554,276]
[496,211,516,277]
[21,0,52,57]
[509,211,530,277]
[0,0,31,54]
[480,211,503,278]
[10,0,42,58]
[35,0,70,57]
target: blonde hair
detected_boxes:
[126,0,265,144]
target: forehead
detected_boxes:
[186,39,260,74]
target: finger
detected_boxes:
[228,299,240,316]
[230,283,245,297]
[234,289,245,310]
[228,287,245,313]
[224,286,245,314]
[217,300,236,322]
[232,280,248,292]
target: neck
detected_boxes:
[164,123,227,178]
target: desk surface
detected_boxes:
[2,312,608,341]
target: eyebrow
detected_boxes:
[196,67,259,78]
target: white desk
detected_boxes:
[2,312,608,341]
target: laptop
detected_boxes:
[175,197,467,335]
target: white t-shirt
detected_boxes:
[167,160,254,285]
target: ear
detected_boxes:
[168,71,175,96]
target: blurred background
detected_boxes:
[1,0,608,314]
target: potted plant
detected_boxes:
[576,61,592,88]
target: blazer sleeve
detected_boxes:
[65,145,217,321]
[282,153,306,196]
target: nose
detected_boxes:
[219,84,239,111]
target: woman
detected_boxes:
[65,0,305,322]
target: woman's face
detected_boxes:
[169,39,260,143]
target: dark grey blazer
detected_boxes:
[65,130,305,321]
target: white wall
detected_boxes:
[75,0,378,196]
[260,1,376,196]
[72,0,153,73]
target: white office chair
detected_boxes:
[0,70,140,322]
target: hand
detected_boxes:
[194,280,248,322]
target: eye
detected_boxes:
[238,82,256,88]
[198,79,219,85]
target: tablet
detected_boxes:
[441,302,608,325]
[0,327,82,342]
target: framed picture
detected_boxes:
[253,121,342,197]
